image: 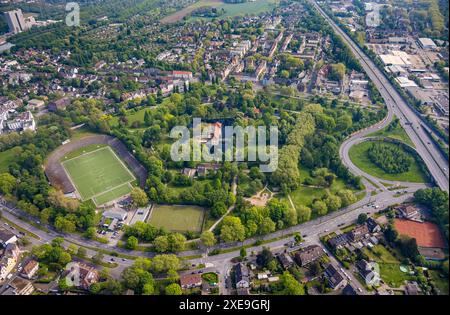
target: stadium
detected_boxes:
[45,135,147,206]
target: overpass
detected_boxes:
[310,0,449,192]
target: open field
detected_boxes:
[348,141,429,183]
[61,146,135,204]
[161,0,278,23]
[161,0,221,23]
[281,167,363,213]
[109,107,152,128]
[148,204,206,233]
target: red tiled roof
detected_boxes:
[180,274,202,287]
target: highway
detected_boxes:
[310,0,449,193]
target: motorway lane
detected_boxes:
[310,0,449,192]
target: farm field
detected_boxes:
[348,141,429,183]
[148,204,206,233]
[61,146,135,205]
[161,0,278,23]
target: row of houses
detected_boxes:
[327,218,382,252]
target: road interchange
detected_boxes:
[310,0,449,193]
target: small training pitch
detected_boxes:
[148,205,206,233]
[61,146,135,205]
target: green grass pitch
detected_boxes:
[148,205,206,233]
[61,146,135,205]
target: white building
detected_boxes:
[418,38,437,50]
[4,111,36,134]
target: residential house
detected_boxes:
[27,99,45,111]
[294,245,324,267]
[235,263,250,289]
[349,225,369,242]
[196,163,220,177]
[180,274,202,289]
[0,243,20,281]
[21,259,39,279]
[277,253,294,270]
[2,277,34,295]
[6,111,36,133]
[327,234,349,249]
[342,283,357,295]
[48,97,71,112]
[324,264,346,289]
[0,228,17,248]
[356,259,379,285]
[366,217,381,233]
[67,262,99,290]
[397,205,420,220]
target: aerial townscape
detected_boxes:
[0,0,448,302]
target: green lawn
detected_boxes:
[282,167,362,211]
[61,146,135,204]
[0,146,22,172]
[148,205,206,233]
[370,121,415,147]
[207,0,278,18]
[429,270,449,295]
[109,108,148,128]
[363,245,414,288]
[348,141,429,183]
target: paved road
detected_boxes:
[310,0,449,192]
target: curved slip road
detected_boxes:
[310,0,449,192]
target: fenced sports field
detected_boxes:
[147,205,206,233]
[61,146,135,205]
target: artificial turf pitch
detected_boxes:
[62,146,135,205]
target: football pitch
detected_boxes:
[148,205,205,233]
[61,146,135,205]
